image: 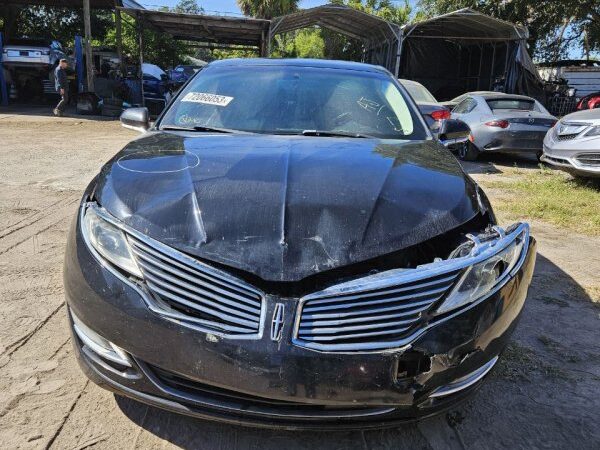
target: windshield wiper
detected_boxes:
[300,129,373,138]
[161,125,236,133]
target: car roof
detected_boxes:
[208,58,389,74]
[398,79,425,86]
[478,93,535,101]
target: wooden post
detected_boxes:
[115,8,126,76]
[138,19,145,106]
[82,0,94,92]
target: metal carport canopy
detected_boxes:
[118,7,271,47]
[270,4,400,43]
[0,0,141,9]
[401,8,528,41]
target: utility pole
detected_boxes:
[83,0,95,92]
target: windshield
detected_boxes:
[486,98,535,111]
[160,65,428,140]
[402,82,437,103]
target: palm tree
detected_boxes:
[236,0,299,19]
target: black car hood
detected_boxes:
[95,132,481,282]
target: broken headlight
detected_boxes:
[81,204,142,278]
[436,224,527,314]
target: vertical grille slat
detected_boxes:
[295,269,461,350]
[128,235,264,338]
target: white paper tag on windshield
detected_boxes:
[181,92,234,107]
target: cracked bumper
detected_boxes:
[64,213,536,429]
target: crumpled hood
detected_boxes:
[95,132,481,281]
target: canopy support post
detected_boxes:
[83,0,94,92]
[394,30,403,78]
[115,8,126,76]
[0,32,8,106]
[489,42,496,90]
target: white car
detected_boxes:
[542,108,600,178]
[2,38,65,68]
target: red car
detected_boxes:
[577,92,600,110]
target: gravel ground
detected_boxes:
[0,107,598,449]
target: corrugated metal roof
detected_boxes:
[402,8,529,41]
[0,0,142,9]
[270,4,400,43]
[119,7,271,47]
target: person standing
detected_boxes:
[53,59,69,116]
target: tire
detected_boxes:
[536,150,543,162]
[457,142,479,161]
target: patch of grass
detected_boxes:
[495,342,571,382]
[483,167,600,236]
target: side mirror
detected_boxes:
[120,107,149,133]
[438,119,470,148]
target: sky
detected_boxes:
[139,1,413,16]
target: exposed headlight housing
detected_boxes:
[81,204,142,278]
[584,126,600,137]
[436,224,528,314]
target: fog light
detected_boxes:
[71,310,132,368]
[429,356,498,398]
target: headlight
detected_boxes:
[81,205,142,278]
[436,226,527,314]
[584,126,600,137]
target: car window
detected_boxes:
[486,99,534,111]
[402,82,437,103]
[453,98,476,114]
[161,65,428,140]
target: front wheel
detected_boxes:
[457,142,479,161]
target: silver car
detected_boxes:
[451,93,556,160]
[541,108,600,178]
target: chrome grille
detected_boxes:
[576,153,600,167]
[128,236,265,338]
[294,270,461,351]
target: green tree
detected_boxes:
[172,0,204,15]
[236,0,299,19]
[417,0,600,60]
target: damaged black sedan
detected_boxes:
[64,59,536,429]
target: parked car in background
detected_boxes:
[399,79,450,133]
[142,63,172,116]
[576,92,600,110]
[451,93,556,161]
[542,108,600,178]
[2,38,65,69]
[64,59,536,429]
[168,64,203,89]
[441,91,498,109]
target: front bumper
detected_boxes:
[64,212,536,429]
[542,138,600,178]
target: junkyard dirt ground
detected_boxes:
[1,108,598,449]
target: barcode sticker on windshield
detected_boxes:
[181,92,234,106]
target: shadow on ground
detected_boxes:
[0,104,115,121]
[112,252,599,449]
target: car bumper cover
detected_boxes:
[64,213,537,429]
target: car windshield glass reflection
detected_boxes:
[160,66,428,140]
